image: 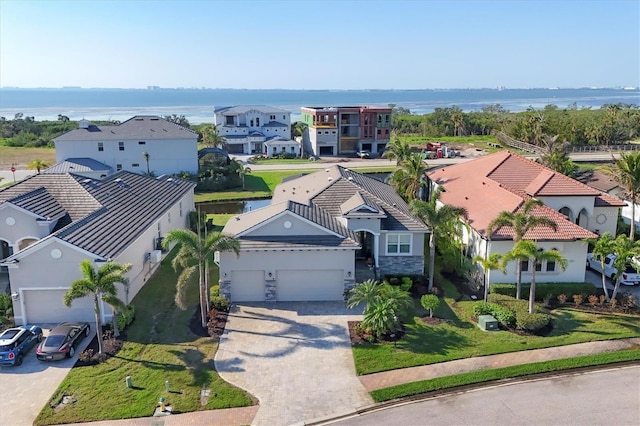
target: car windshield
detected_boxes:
[44,335,65,348]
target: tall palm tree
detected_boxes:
[585,232,616,301]
[609,234,640,300]
[142,151,150,175]
[27,158,49,174]
[63,260,132,354]
[162,229,240,327]
[389,152,428,201]
[410,187,468,292]
[486,199,558,299]
[382,138,412,165]
[237,165,251,190]
[201,124,227,148]
[472,253,506,302]
[609,152,640,240]
[504,240,567,313]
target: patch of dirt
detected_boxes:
[420,316,446,326]
[75,329,125,367]
[188,306,229,340]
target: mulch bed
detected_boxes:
[189,306,229,340]
[348,320,405,345]
[75,330,125,367]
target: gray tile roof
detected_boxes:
[238,236,359,250]
[1,172,195,260]
[6,187,66,220]
[53,116,198,142]
[340,192,385,217]
[261,121,287,128]
[44,158,113,174]
[214,105,290,115]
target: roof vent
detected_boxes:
[78,119,90,129]
[348,176,354,181]
[325,168,330,172]
[328,177,333,181]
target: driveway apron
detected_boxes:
[214,302,373,426]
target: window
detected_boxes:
[226,116,234,125]
[377,129,381,135]
[138,141,146,145]
[546,261,556,272]
[386,234,411,254]
[520,260,529,272]
[116,164,122,171]
[250,119,254,127]
[179,201,183,217]
[385,129,389,135]
[283,115,286,120]
[98,142,104,152]
[332,130,336,134]
[270,115,275,120]
[325,131,329,134]
[131,163,140,167]
[318,131,322,135]
[119,141,124,151]
[290,147,295,153]
[256,118,260,126]
[535,262,542,272]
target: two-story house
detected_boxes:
[0,171,195,325]
[213,105,299,156]
[427,151,625,284]
[217,165,429,302]
[53,116,199,176]
[300,106,392,157]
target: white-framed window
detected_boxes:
[98,142,104,152]
[118,141,125,151]
[116,164,122,171]
[386,233,412,255]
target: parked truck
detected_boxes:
[423,142,460,159]
[586,253,640,285]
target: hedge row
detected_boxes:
[490,282,595,301]
[474,294,551,332]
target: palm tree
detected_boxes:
[504,240,567,313]
[237,165,251,190]
[609,234,640,300]
[585,232,615,301]
[142,151,150,175]
[27,159,49,174]
[410,187,468,292]
[472,253,506,302]
[201,124,227,148]
[63,260,132,354]
[389,152,428,201]
[162,229,240,327]
[486,199,558,299]
[346,279,381,313]
[382,138,412,165]
[609,152,640,240]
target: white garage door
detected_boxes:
[23,289,95,324]
[230,270,265,302]
[277,270,344,301]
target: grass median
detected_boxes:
[370,349,640,402]
[34,249,253,425]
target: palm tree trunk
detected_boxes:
[428,233,436,291]
[204,258,211,313]
[483,271,490,302]
[601,266,610,302]
[112,309,120,338]
[611,278,621,301]
[199,263,207,328]
[94,295,103,354]
[528,262,536,314]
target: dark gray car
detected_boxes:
[36,322,90,361]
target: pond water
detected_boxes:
[197,199,272,214]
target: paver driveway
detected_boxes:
[214,302,373,426]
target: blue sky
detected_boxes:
[1,0,638,89]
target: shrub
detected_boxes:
[573,294,583,306]
[472,302,492,317]
[116,304,135,331]
[420,294,440,318]
[557,293,567,304]
[588,295,598,307]
[401,277,413,292]
[515,312,551,331]
[491,283,593,301]
[491,305,516,327]
[211,295,230,311]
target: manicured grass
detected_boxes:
[208,213,235,229]
[353,298,640,375]
[34,250,253,426]
[249,158,316,165]
[370,349,640,402]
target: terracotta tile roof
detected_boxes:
[427,151,613,241]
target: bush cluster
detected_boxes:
[475,294,551,332]
[209,284,231,311]
[116,304,135,331]
[490,283,594,301]
[472,302,515,327]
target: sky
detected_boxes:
[0,0,638,90]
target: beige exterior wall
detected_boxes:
[245,214,331,237]
[345,217,382,234]
[0,206,44,252]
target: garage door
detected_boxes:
[230,271,265,302]
[277,270,344,301]
[23,289,95,324]
[226,143,245,154]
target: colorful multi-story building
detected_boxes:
[300,106,392,157]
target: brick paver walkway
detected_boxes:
[359,337,640,392]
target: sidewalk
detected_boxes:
[358,337,640,392]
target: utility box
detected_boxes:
[149,250,162,264]
[478,315,499,331]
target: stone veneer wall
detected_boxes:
[378,256,424,276]
[343,278,356,300]
[219,279,231,300]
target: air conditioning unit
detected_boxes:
[149,250,162,264]
[477,315,499,331]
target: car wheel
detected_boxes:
[85,326,90,337]
[68,346,75,358]
[15,354,23,366]
[37,333,43,342]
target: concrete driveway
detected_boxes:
[585,269,640,300]
[0,326,92,426]
[214,302,373,426]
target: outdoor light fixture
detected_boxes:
[11,292,19,301]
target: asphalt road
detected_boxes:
[329,366,640,426]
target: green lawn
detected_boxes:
[34,250,253,426]
[370,349,640,402]
[353,297,640,375]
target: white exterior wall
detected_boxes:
[0,207,44,252]
[591,206,619,235]
[539,195,594,221]
[55,137,198,175]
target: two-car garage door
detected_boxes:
[230,269,344,302]
[23,289,95,324]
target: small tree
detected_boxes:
[346,279,382,313]
[585,232,615,301]
[64,260,132,354]
[142,151,150,175]
[27,159,49,174]
[473,253,506,302]
[420,294,440,318]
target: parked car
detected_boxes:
[0,325,43,366]
[356,150,371,159]
[586,253,640,286]
[36,322,90,361]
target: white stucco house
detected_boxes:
[53,115,198,176]
[213,105,299,155]
[427,151,625,285]
[218,165,429,302]
[0,171,195,325]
